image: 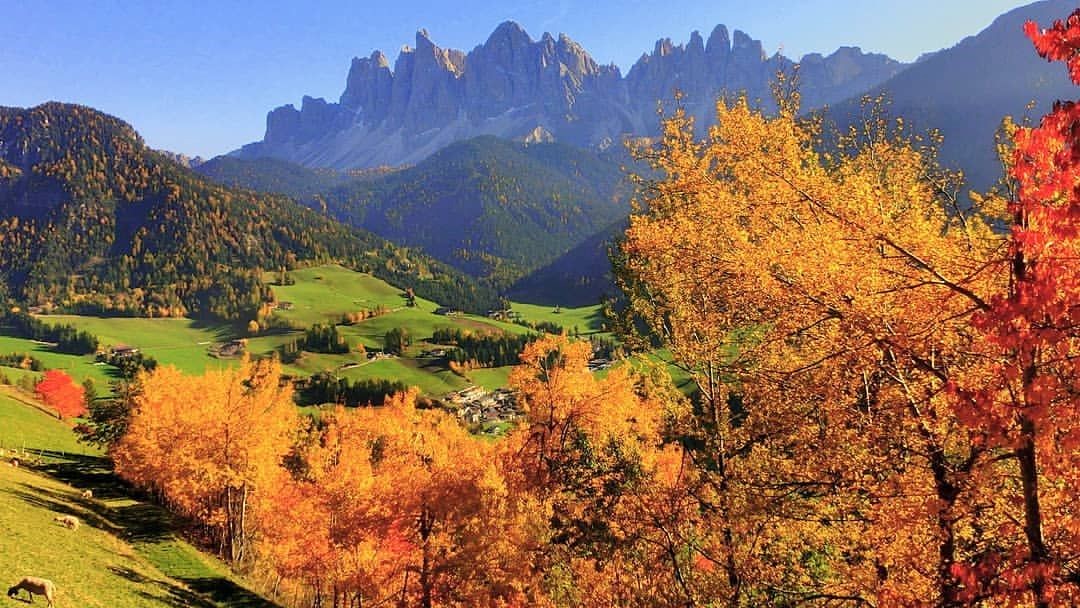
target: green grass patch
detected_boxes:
[0,267,539,399]
[0,463,199,607]
[0,388,97,459]
[509,301,606,334]
[0,385,278,607]
[39,316,235,376]
[466,367,514,391]
[266,264,426,326]
[0,335,111,385]
[338,357,468,397]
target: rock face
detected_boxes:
[236,22,905,169]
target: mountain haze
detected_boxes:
[275,136,631,288]
[828,0,1078,191]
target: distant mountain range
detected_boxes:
[8,1,1076,316]
[234,22,905,169]
[0,103,498,319]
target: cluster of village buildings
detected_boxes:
[445,385,520,427]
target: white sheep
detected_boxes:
[80,489,93,500]
[7,576,55,607]
[53,514,79,530]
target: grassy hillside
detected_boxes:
[509,301,606,335]
[0,335,111,385]
[0,266,614,401]
[36,316,234,376]
[0,388,277,607]
[0,266,568,399]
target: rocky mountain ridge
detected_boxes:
[236,22,905,169]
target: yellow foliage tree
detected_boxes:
[260,390,533,608]
[617,93,1011,605]
[114,356,298,562]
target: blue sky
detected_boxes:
[2,0,1029,158]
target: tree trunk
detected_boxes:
[705,362,741,607]
[418,505,436,608]
[1018,414,1049,608]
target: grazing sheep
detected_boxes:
[7,577,55,607]
[53,514,79,530]
[80,489,93,500]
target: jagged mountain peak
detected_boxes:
[489,20,531,43]
[706,24,730,55]
[238,21,906,170]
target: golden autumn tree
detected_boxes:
[113,356,299,561]
[502,334,708,607]
[260,390,532,608]
[615,86,1020,606]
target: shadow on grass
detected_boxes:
[109,566,217,608]
[15,448,281,607]
[182,578,278,608]
[6,484,116,534]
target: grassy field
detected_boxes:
[264,264,431,326]
[259,264,535,396]
[0,365,45,388]
[466,366,514,391]
[338,357,469,396]
[0,335,112,385]
[0,387,278,607]
[509,301,606,334]
[40,316,235,376]
[0,389,95,458]
[0,267,606,402]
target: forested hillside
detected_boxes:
[0,103,498,319]
[283,136,630,288]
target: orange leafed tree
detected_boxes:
[260,390,533,608]
[35,369,86,419]
[113,356,298,562]
[615,80,1014,604]
[502,334,705,607]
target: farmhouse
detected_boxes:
[217,340,246,358]
[110,344,140,357]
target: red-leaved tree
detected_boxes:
[949,9,1080,607]
[35,369,86,420]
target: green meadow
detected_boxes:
[0,388,277,607]
[0,265,619,402]
[508,300,606,334]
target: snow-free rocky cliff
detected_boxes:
[235,22,905,169]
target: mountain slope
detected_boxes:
[827,0,1078,191]
[236,22,905,169]
[0,103,498,318]
[507,218,625,307]
[281,136,632,288]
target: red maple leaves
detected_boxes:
[1026,10,1080,85]
[35,370,86,420]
